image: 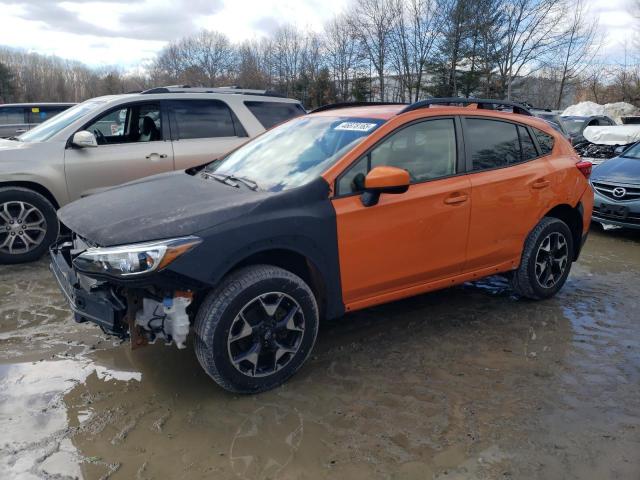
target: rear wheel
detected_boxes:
[194,265,319,394]
[0,187,59,264]
[511,217,574,300]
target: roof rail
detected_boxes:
[140,85,288,98]
[399,97,533,116]
[310,101,408,114]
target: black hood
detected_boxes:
[591,156,640,185]
[58,171,270,246]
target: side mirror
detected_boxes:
[71,130,98,148]
[361,166,410,207]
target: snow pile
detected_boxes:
[562,101,639,124]
[562,101,605,117]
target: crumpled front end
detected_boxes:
[49,236,197,349]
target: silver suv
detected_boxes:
[0,87,305,263]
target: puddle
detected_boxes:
[1,229,639,479]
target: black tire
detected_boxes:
[0,187,59,264]
[511,217,574,300]
[194,265,319,394]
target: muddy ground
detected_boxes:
[1,226,639,480]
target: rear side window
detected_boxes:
[170,100,244,140]
[244,101,305,129]
[28,107,67,124]
[534,128,555,155]
[0,107,25,125]
[466,118,520,170]
[519,126,538,161]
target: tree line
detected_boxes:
[1,0,638,110]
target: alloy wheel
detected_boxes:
[0,201,47,255]
[227,292,305,378]
[534,232,568,289]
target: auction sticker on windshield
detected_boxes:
[335,122,378,132]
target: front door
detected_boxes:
[332,118,471,308]
[64,102,174,200]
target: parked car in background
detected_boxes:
[591,142,640,229]
[0,103,75,138]
[560,115,617,145]
[577,125,640,166]
[50,98,593,394]
[530,109,569,137]
[0,86,305,263]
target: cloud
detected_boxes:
[0,0,224,41]
[251,16,282,36]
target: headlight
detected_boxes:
[73,236,201,277]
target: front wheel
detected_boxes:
[194,265,319,394]
[0,187,59,264]
[510,217,574,300]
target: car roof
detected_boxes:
[310,103,553,126]
[311,104,406,120]
[0,102,76,107]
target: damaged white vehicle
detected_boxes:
[575,125,640,166]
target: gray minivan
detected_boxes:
[0,103,75,138]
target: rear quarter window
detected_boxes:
[244,101,305,129]
[533,128,555,155]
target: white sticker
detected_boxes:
[335,122,377,132]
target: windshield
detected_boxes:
[19,100,107,142]
[561,117,586,135]
[206,116,385,192]
[621,143,640,159]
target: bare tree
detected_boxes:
[390,0,443,101]
[551,0,599,108]
[492,0,566,99]
[348,0,399,100]
[324,14,363,102]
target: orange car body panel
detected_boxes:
[320,105,593,312]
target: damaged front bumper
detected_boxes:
[50,238,195,349]
[50,239,128,337]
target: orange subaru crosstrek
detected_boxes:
[51,98,594,393]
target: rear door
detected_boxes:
[0,106,28,137]
[463,117,554,273]
[64,101,174,200]
[332,117,471,308]
[168,99,249,169]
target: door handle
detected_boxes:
[532,179,550,189]
[444,193,468,205]
[14,128,27,133]
[146,153,168,159]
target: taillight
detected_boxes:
[576,160,592,179]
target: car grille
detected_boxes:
[592,181,640,202]
[593,206,640,225]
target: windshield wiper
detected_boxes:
[202,172,260,191]
[201,171,239,188]
[6,136,21,141]
[202,172,260,190]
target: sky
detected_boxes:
[0,0,636,71]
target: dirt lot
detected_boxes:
[1,226,639,480]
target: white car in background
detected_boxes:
[0,86,305,263]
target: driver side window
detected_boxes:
[85,103,162,145]
[337,118,457,195]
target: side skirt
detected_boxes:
[345,259,515,312]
